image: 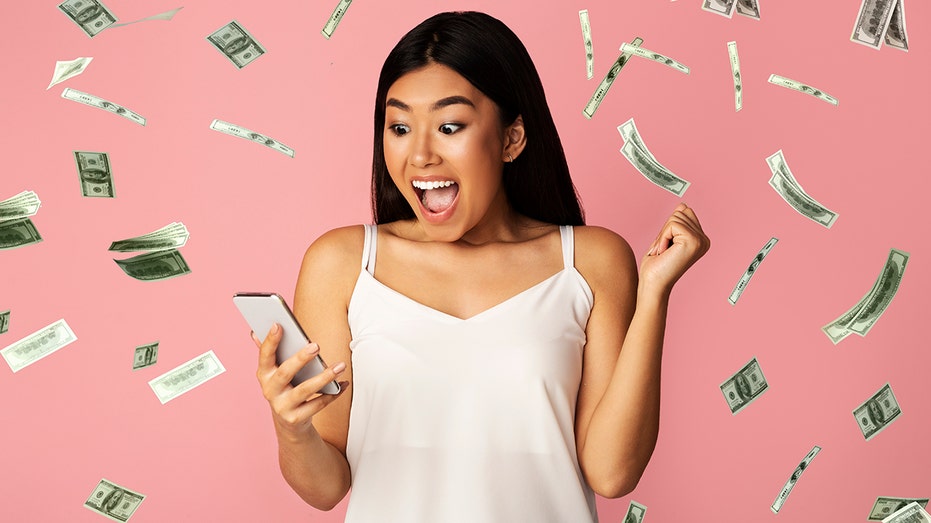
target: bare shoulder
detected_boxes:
[573,225,638,293]
[295,225,366,306]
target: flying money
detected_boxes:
[579,10,594,79]
[0,310,9,334]
[729,238,778,305]
[58,0,117,38]
[149,350,226,404]
[61,88,146,125]
[1,319,77,373]
[582,37,643,119]
[736,0,761,19]
[883,502,931,523]
[620,43,690,74]
[322,0,353,39]
[766,150,838,228]
[703,0,737,18]
[114,249,192,282]
[0,218,43,251]
[109,222,189,252]
[771,445,821,513]
[110,7,183,28]
[870,497,930,521]
[74,151,114,198]
[207,21,266,69]
[851,0,898,50]
[727,41,742,111]
[0,191,41,221]
[884,1,908,51]
[854,383,902,441]
[47,57,93,90]
[210,119,295,157]
[623,501,647,523]
[84,478,145,522]
[720,357,769,414]
[617,118,690,196]
[768,74,838,106]
[133,342,159,370]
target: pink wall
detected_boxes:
[2,1,928,521]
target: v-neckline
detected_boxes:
[360,268,569,322]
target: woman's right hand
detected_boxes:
[253,323,348,440]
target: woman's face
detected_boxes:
[383,63,516,241]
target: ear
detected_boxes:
[502,115,527,162]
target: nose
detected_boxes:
[409,129,439,168]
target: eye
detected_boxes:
[438,123,463,135]
[388,123,410,136]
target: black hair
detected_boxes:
[371,11,584,225]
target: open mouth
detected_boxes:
[412,180,459,216]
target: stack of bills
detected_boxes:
[0,191,42,251]
[109,222,192,281]
[852,0,908,51]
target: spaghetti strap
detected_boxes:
[559,225,574,269]
[361,224,378,275]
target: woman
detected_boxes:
[252,11,709,521]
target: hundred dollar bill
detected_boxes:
[110,7,183,28]
[854,383,902,441]
[58,0,117,38]
[210,119,295,158]
[727,41,742,111]
[846,249,908,336]
[109,222,189,252]
[133,341,159,370]
[821,290,871,344]
[579,10,594,79]
[736,0,761,19]
[883,502,931,523]
[0,217,43,250]
[0,191,41,221]
[766,150,838,228]
[322,0,352,40]
[623,500,647,523]
[74,151,114,198]
[769,74,838,106]
[61,88,146,126]
[582,37,643,119]
[621,140,690,196]
[771,445,821,514]
[207,21,266,69]
[84,478,145,522]
[720,357,769,414]
[852,0,897,50]
[149,349,225,404]
[620,43,690,74]
[728,237,777,305]
[47,57,93,90]
[0,310,9,334]
[114,249,191,281]
[870,497,930,521]
[884,1,908,51]
[703,0,737,18]
[1,319,77,373]
[617,118,659,159]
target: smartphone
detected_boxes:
[233,292,341,395]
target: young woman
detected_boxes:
[252,11,709,521]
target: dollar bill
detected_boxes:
[846,249,908,336]
[621,140,690,196]
[58,0,117,38]
[0,310,9,334]
[133,341,159,370]
[854,383,902,441]
[114,249,191,281]
[727,41,742,111]
[766,150,838,228]
[851,0,897,49]
[110,7,183,28]
[736,0,761,19]
[617,118,659,159]
[623,500,647,523]
[149,350,226,404]
[210,119,295,157]
[771,445,821,514]
[207,21,266,69]
[720,357,769,414]
[884,1,908,51]
[768,74,838,106]
[1,319,77,372]
[74,151,114,198]
[579,10,594,79]
[61,88,146,126]
[702,0,737,18]
[84,478,145,522]
[728,237,777,305]
[870,497,930,521]
[883,502,931,523]
[109,222,189,252]
[0,217,43,250]
[0,191,41,221]
[47,57,93,90]
[821,290,871,344]
[322,0,353,39]
[620,43,690,74]
[582,37,643,119]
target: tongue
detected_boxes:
[422,185,458,213]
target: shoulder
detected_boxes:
[573,225,638,294]
[296,225,366,299]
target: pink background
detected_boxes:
[2,1,929,521]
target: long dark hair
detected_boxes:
[371,11,584,225]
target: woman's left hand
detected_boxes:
[640,202,711,296]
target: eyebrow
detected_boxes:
[385,95,475,112]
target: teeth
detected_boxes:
[412,180,456,190]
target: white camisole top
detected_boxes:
[344,224,598,522]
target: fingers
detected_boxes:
[255,323,281,376]
[648,203,709,256]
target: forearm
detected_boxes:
[276,422,352,511]
[580,287,669,497]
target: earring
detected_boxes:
[506,153,513,163]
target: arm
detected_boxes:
[252,226,362,510]
[574,204,710,498]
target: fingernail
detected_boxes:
[270,323,279,335]
[332,362,346,374]
[304,344,319,356]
